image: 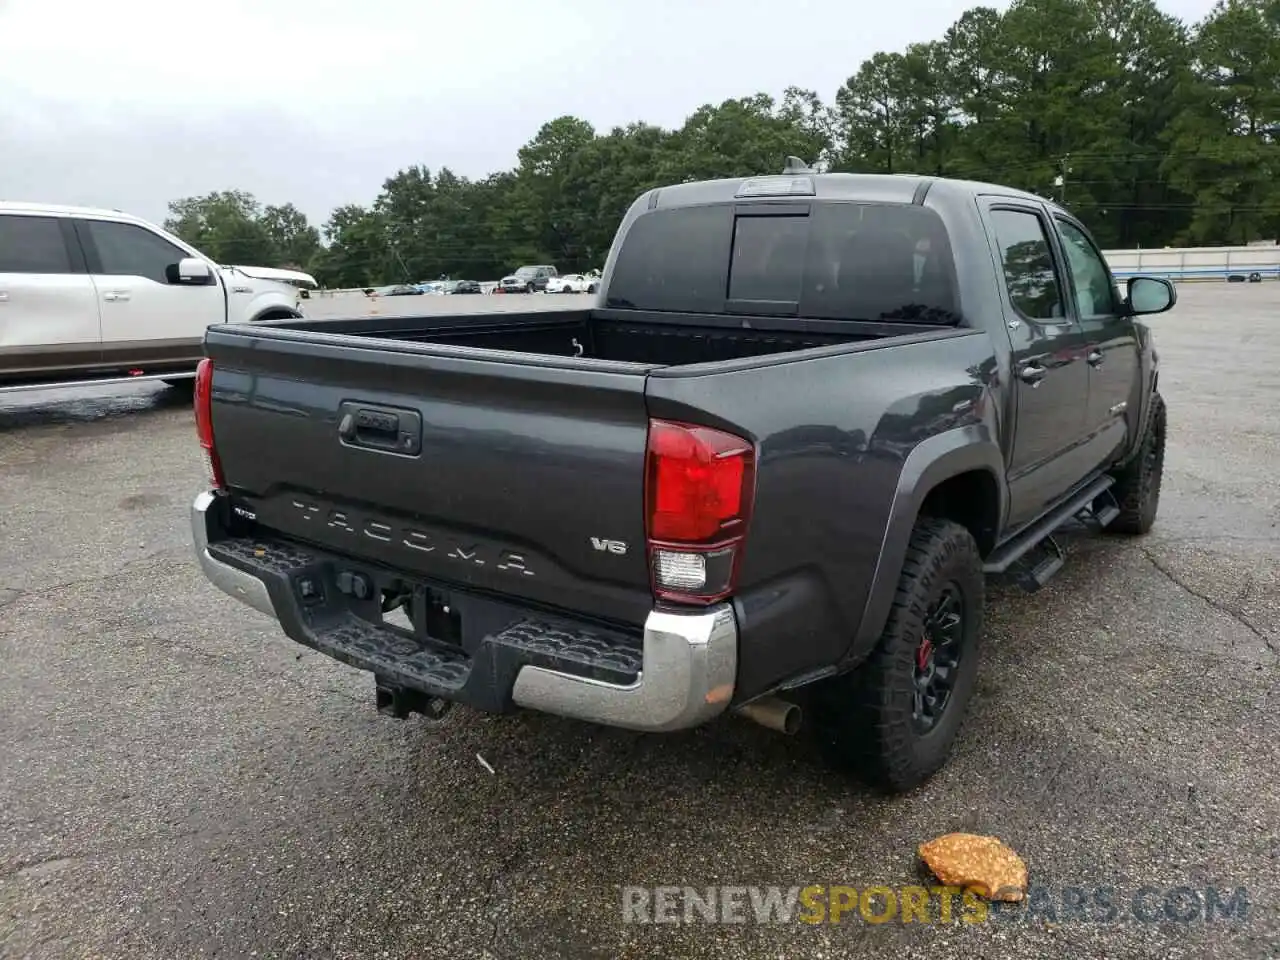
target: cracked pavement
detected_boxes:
[1141,548,1276,652]
[2,285,1278,959]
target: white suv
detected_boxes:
[0,201,305,392]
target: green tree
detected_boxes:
[313,204,392,288]
[1164,0,1280,243]
[835,52,911,172]
[550,123,680,269]
[261,203,321,270]
[670,93,832,181]
[164,190,278,265]
[513,116,599,267]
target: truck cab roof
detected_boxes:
[643,171,1057,212]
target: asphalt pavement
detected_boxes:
[1,285,1277,959]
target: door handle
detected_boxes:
[1087,349,1104,367]
[0,291,8,302]
[102,291,131,302]
[1018,363,1048,386]
[337,401,421,455]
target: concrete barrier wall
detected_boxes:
[305,246,1280,301]
[1102,246,1280,282]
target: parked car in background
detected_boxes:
[451,280,482,294]
[545,274,593,294]
[380,284,424,297]
[498,264,558,293]
[0,200,304,393]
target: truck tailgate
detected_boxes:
[204,326,658,627]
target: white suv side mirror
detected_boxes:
[166,257,215,285]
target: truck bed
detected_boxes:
[268,307,953,367]
[203,306,975,647]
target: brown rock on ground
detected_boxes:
[918,832,1028,902]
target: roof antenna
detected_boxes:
[782,156,815,175]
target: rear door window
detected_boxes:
[988,209,1064,321]
[606,201,960,323]
[0,215,75,274]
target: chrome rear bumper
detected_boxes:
[511,605,737,732]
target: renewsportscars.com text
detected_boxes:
[620,884,1251,925]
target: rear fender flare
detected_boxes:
[845,426,1007,667]
[1121,325,1160,467]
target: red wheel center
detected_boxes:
[916,635,933,671]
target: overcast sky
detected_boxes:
[0,0,1220,230]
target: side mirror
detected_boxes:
[165,257,215,286]
[1126,276,1176,316]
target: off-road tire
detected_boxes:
[813,517,984,794]
[1106,391,1165,536]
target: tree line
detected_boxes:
[163,0,1280,289]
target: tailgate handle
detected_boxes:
[337,402,422,456]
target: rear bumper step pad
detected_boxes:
[191,491,737,731]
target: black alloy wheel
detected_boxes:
[912,582,965,734]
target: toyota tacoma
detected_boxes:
[188,163,1173,791]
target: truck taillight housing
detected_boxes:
[644,419,756,604]
[194,358,226,491]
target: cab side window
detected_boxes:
[1055,219,1119,317]
[0,215,74,274]
[81,219,187,284]
[989,209,1063,321]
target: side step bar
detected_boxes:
[1016,535,1065,592]
[983,475,1117,590]
[1076,488,1121,530]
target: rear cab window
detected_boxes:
[606,200,962,324]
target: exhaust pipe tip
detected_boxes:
[736,695,802,736]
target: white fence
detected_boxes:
[1102,245,1280,282]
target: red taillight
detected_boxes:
[194,358,226,490]
[644,419,756,604]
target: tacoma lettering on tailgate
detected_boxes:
[289,499,536,577]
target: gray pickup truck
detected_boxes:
[189,163,1174,792]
